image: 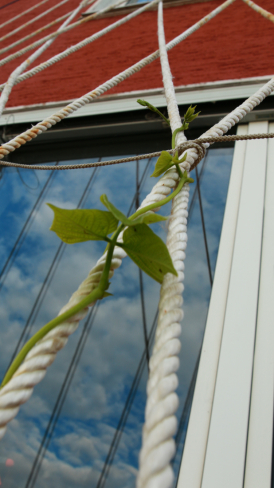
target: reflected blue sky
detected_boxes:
[0,147,233,487]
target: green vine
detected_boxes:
[1,104,199,389]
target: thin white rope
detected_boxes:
[0,0,90,119]
[0,0,235,85]
[0,76,274,440]
[137,3,188,487]
[0,0,235,160]
[157,3,183,139]
[0,0,273,441]
[0,0,72,44]
[0,0,162,91]
[0,0,50,31]
[242,0,274,23]
[0,0,96,61]
[0,10,73,58]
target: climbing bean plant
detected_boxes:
[1,104,199,388]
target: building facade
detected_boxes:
[0,0,273,487]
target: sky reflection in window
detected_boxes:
[0,146,233,487]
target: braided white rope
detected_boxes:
[0,0,96,58]
[0,0,274,443]
[0,0,235,161]
[137,186,189,488]
[0,0,72,44]
[0,10,73,58]
[242,0,274,23]
[137,3,189,487]
[1,74,274,438]
[0,0,161,91]
[0,0,50,31]
[0,0,112,65]
[0,0,90,119]
[136,3,274,485]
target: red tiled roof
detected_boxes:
[0,0,273,107]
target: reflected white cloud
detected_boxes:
[0,148,233,487]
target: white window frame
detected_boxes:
[178,120,274,488]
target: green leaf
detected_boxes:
[134,211,167,225]
[137,99,170,125]
[151,151,173,177]
[172,152,187,165]
[100,195,167,226]
[137,99,151,107]
[101,291,113,298]
[100,194,129,225]
[184,105,200,123]
[122,224,177,283]
[47,204,118,243]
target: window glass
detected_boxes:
[0,146,234,487]
[87,0,130,13]
[87,0,151,11]
[126,0,149,5]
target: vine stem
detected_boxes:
[1,173,191,388]
[171,125,186,149]
[1,227,122,388]
[131,171,192,220]
[1,286,103,388]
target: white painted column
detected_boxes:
[201,120,268,488]
[177,125,248,488]
[243,122,274,488]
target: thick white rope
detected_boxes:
[0,0,162,91]
[0,0,72,44]
[242,0,274,23]
[0,76,274,440]
[136,2,274,485]
[0,0,50,31]
[137,3,189,487]
[0,0,90,119]
[0,0,273,442]
[0,0,235,160]
[137,187,189,488]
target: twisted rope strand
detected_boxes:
[0,133,273,171]
[137,3,189,487]
[0,0,236,161]
[242,0,274,23]
[0,0,50,31]
[137,5,274,486]
[0,0,90,118]
[0,75,274,439]
[0,0,273,442]
[0,0,160,90]
[0,0,72,44]
[0,10,74,58]
[0,0,121,66]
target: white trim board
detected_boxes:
[243,122,274,488]
[200,120,268,488]
[178,120,274,488]
[0,76,273,126]
[177,124,248,488]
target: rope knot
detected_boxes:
[175,140,206,171]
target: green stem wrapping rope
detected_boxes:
[1,167,192,389]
